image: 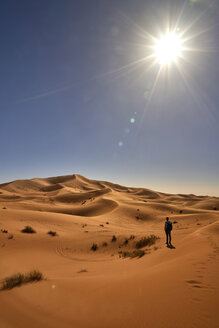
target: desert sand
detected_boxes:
[0,174,218,328]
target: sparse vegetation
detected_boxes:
[135,235,159,249]
[21,226,36,234]
[102,242,108,247]
[119,249,145,258]
[8,234,13,240]
[1,270,43,290]
[99,224,104,227]
[91,243,98,251]
[111,235,117,242]
[123,238,129,245]
[77,269,87,273]
[1,229,8,233]
[47,231,57,237]
[173,221,178,224]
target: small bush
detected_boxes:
[111,235,117,242]
[1,270,43,290]
[129,235,135,240]
[135,235,159,249]
[123,238,129,245]
[21,226,36,234]
[77,269,87,273]
[1,229,8,233]
[102,242,108,247]
[91,243,98,251]
[119,249,145,258]
[47,231,57,237]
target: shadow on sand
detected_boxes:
[167,243,176,249]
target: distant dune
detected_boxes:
[0,174,218,328]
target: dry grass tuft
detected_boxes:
[21,226,36,234]
[119,249,145,258]
[1,270,43,290]
[91,243,98,251]
[77,269,87,273]
[135,235,159,249]
[111,235,117,242]
[47,230,57,237]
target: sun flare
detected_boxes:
[155,32,182,65]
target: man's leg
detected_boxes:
[166,232,168,244]
[169,231,171,244]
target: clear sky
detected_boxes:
[0,0,218,196]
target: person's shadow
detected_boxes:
[167,243,176,249]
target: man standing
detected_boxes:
[164,217,172,246]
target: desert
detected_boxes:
[0,174,218,328]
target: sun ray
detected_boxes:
[179,0,215,39]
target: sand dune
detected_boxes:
[0,174,218,328]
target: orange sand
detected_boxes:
[0,174,218,328]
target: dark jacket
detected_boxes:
[165,221,172,232]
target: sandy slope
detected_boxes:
[0,174,218,328]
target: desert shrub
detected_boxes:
[21,226,36,234]
[99,224,104,227]
[1,229,8,233]
[102,242,108,247]
[173,221,178,224]
[119,249,145,258]
[111,235,117,242]
[47,231,57,237]
[123,238,129,245]
[91,243,98,251]
[135,235,159,249]
[1,270,43,290]
[77,269,87,273]
[8,234,13,240]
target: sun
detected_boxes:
[155,32,182,65]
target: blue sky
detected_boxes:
[0,0,218,196]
